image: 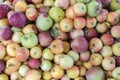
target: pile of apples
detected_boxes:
[0,0,120,80]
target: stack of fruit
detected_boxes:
[0,0,120,80]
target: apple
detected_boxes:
[72,3,86,16]
[100,0,110,7]
[14,0,27,12]
[112,67,120,79]
[16,47,29,62]
[42,48,54,61]
[49,7,65,22]
[0,60,5,73]
[40,60,52,71]
[6,43,20,57]
[0,26,12,41]
[0,18,9,28]
[32,0,42,4]
[39,6,49,13]
[0,74,9,80]
[96,22,108,33]
[110,0,120,11]
[43,71,52,80]
[85,28,98,40]
[28,58,40,69]
[51,65,64,79]
[89,38,103,53]
[97,9,109,22]
[21,33,38,48]
[0,4,10,19]
[60,18,73,32]
[74,17,86,30]
[102,57,116,71]
[18,64,30,77]
[101,34,114,46]
[44,0,54,6]
[6,58,21,73]
[59,55,74,69]
[112,42,120,56]
[107,12,119,25]
[36,13,53,31]
[86,17,97,28]
[25,70,41,80]
[38,31,53,47]
[25,7,38,21]
[66,66,79,78]
[50,39,65,54]
[87,1,102,17]
[71,36,88,53]
[101,46,113,57]
[80,51,90,62]
[90,53,103,66]
[9,11,27,29]
[86,67,105,80]
[111,26,120,39]
[30,47,42,59]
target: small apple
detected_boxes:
[97,9,109,22]
[101,46,113,57]
[96,22,108,33]
[86,17,97,28]
[112,42,120,56]
[51,65,64,79]
[111,26,120,39]
[71,36,88,53]
[16,47,29,62]
[89,38,103,53]
[90,53,103,66]
[87,1,102,17]
[112,67,120,79]
[72,3,86,16]
[38,31,53,47]
[49,7,65,22]
[110,0,120,11]
[74,17,86,30]
[40,60,52,71]
[36,13,53,31]
[66,66,79,78]
[66,6,76,19]
[43,71,52,80]
[18,64,30,77]
[21,33,38,48]
[101,33,114,46]
[10,72,21,80]
[79,66,87,76]
[25,70,41,80]
[80,51,90,62]
[59,55,74,69]
[102,57,116,71]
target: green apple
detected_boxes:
[49,7,65,22]
[112,67,120,80]
[87,1,102,17]
[36,13,53,31]
[77,0,90,3]
[21,33,38,48]
[40,60,52,71]
[110,0,120,11]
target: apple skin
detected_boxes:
[110,0,120,11]
[87,1,102,17]
[86,67,105,80]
